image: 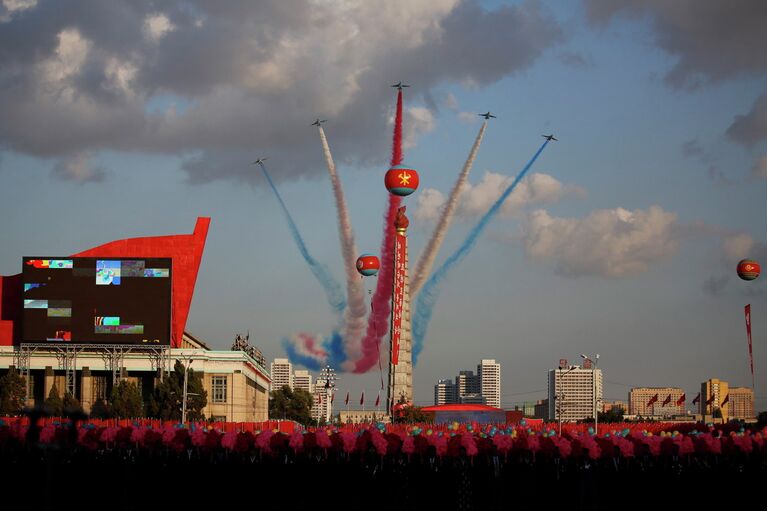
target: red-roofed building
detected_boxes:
[421,403,506,424]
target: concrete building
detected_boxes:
[629,387,684,417]
[0,331,271,422]
[339,410,390,424]
[311,384,329,423]
[293,369,313,393]
[456,370,480,400]
[478,359,501,409]
[459,393,486,405]
[534,399,549,420]
[729,387,755,420]
[434,378,457,405]
[270,358,293,392]
[547,364,603,422]
[602,400,629,414]
[701,378,729,421]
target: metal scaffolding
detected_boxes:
[14,343,171,402]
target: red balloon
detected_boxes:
[356,254,380,276]
[737,259,760,281]
[385,164,419,196]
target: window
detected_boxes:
[212,376,227,403]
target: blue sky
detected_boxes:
[1,0,766,409]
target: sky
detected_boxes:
[1,0,767,410]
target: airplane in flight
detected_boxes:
[391,81,410,90]
[252,157,268,165]
[479,112,496,119]
[542,134,558,141]
[311,118,327,126]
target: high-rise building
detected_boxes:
[478,359,501,409]
[293,369,313,393]
[434,378,457,405]
[629,387,684,417]
[701,378,729,421]
[547,364,603,422]
[270,358,293,392]
[729,387,755,420]
[534,399,549,420]
[456,370,480,400]
[460,393,486,405]
[311,383,329,423]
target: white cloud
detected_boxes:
[443,92,458,110]
[415,171,581,222]
[51,152,105,183]
[458,111,478,124]
[144,13,175,42]
[402,107,436,149]
[522,206,680,278]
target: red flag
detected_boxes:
[317,393,322,405]
[692,393,700,405]
[705,394,715,405]
[746,304,755,388]
[345,392,349,405]
[662,394,672,406]
[676,393,686,406]
[721,394,729,406]
[375,394,380,407]
[646,393,659,408]
[360,392,365,406]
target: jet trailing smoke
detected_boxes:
[317,125,367,368]
[412,139,553,362]
[410,120,487,296]
[353,89,404,373]
[256,161,346,314]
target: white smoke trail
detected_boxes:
[410,120,487,295]
[318,125,367,368]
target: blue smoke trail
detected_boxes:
[282,338,323,371]
[257,162,346,312]
[412,140,552,363]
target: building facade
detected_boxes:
[629,387,684,417]
[701,378,729,421]
[547,365,603,422]
[434,378,457,405]
[456,370,480,400]
[293,369,313,393]
[270,358,293,392]
[478,359,501,409]
[729,387,755,420]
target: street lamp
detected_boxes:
[580,354,600,435]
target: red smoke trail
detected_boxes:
[354,90,403,373]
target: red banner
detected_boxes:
[746,304,754,388]
[391,232,407,365]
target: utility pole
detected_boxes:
[181,357,193,425]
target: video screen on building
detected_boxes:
[22,257,172,345]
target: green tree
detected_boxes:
[90,397,111,419]
[0,368,26,415]
[63,392,83,415]
[44,383,64,416]
[109,381,144,418]
[757,410,767,428]
[391,396,429,424]
[269,385,313,425]
[598,406,625,423]
[147,361,207,421]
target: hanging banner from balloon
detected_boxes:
[746,304,755,388]
[390,231,407,365]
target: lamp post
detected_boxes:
[580,354,600,435]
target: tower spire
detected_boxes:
[387,206,413,414]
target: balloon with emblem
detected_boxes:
[737,259,760,281]
[384,164,419,196]
[356,254,380,276]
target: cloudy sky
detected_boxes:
[2,0,767,409]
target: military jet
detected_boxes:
[252,157,268,165]
[311,118,327,126]
[542,134,558,141]
[479,112,496,119]
[391,81,410,90]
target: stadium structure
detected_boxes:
[0,218,271,422]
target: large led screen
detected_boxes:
[22,257,172,345]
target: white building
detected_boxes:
[547,365,603,422]
[478,359,501,409]
[311,379,332,423]
[270,358,293,392]
[293,369,313,393]
[459,393,486,405]
[434,378,457,405]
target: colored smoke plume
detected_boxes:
[257,161,346,313]
[410,120,487,296]
[412,140,552,362]
[317,125,366,368]
[354,90,404,373]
